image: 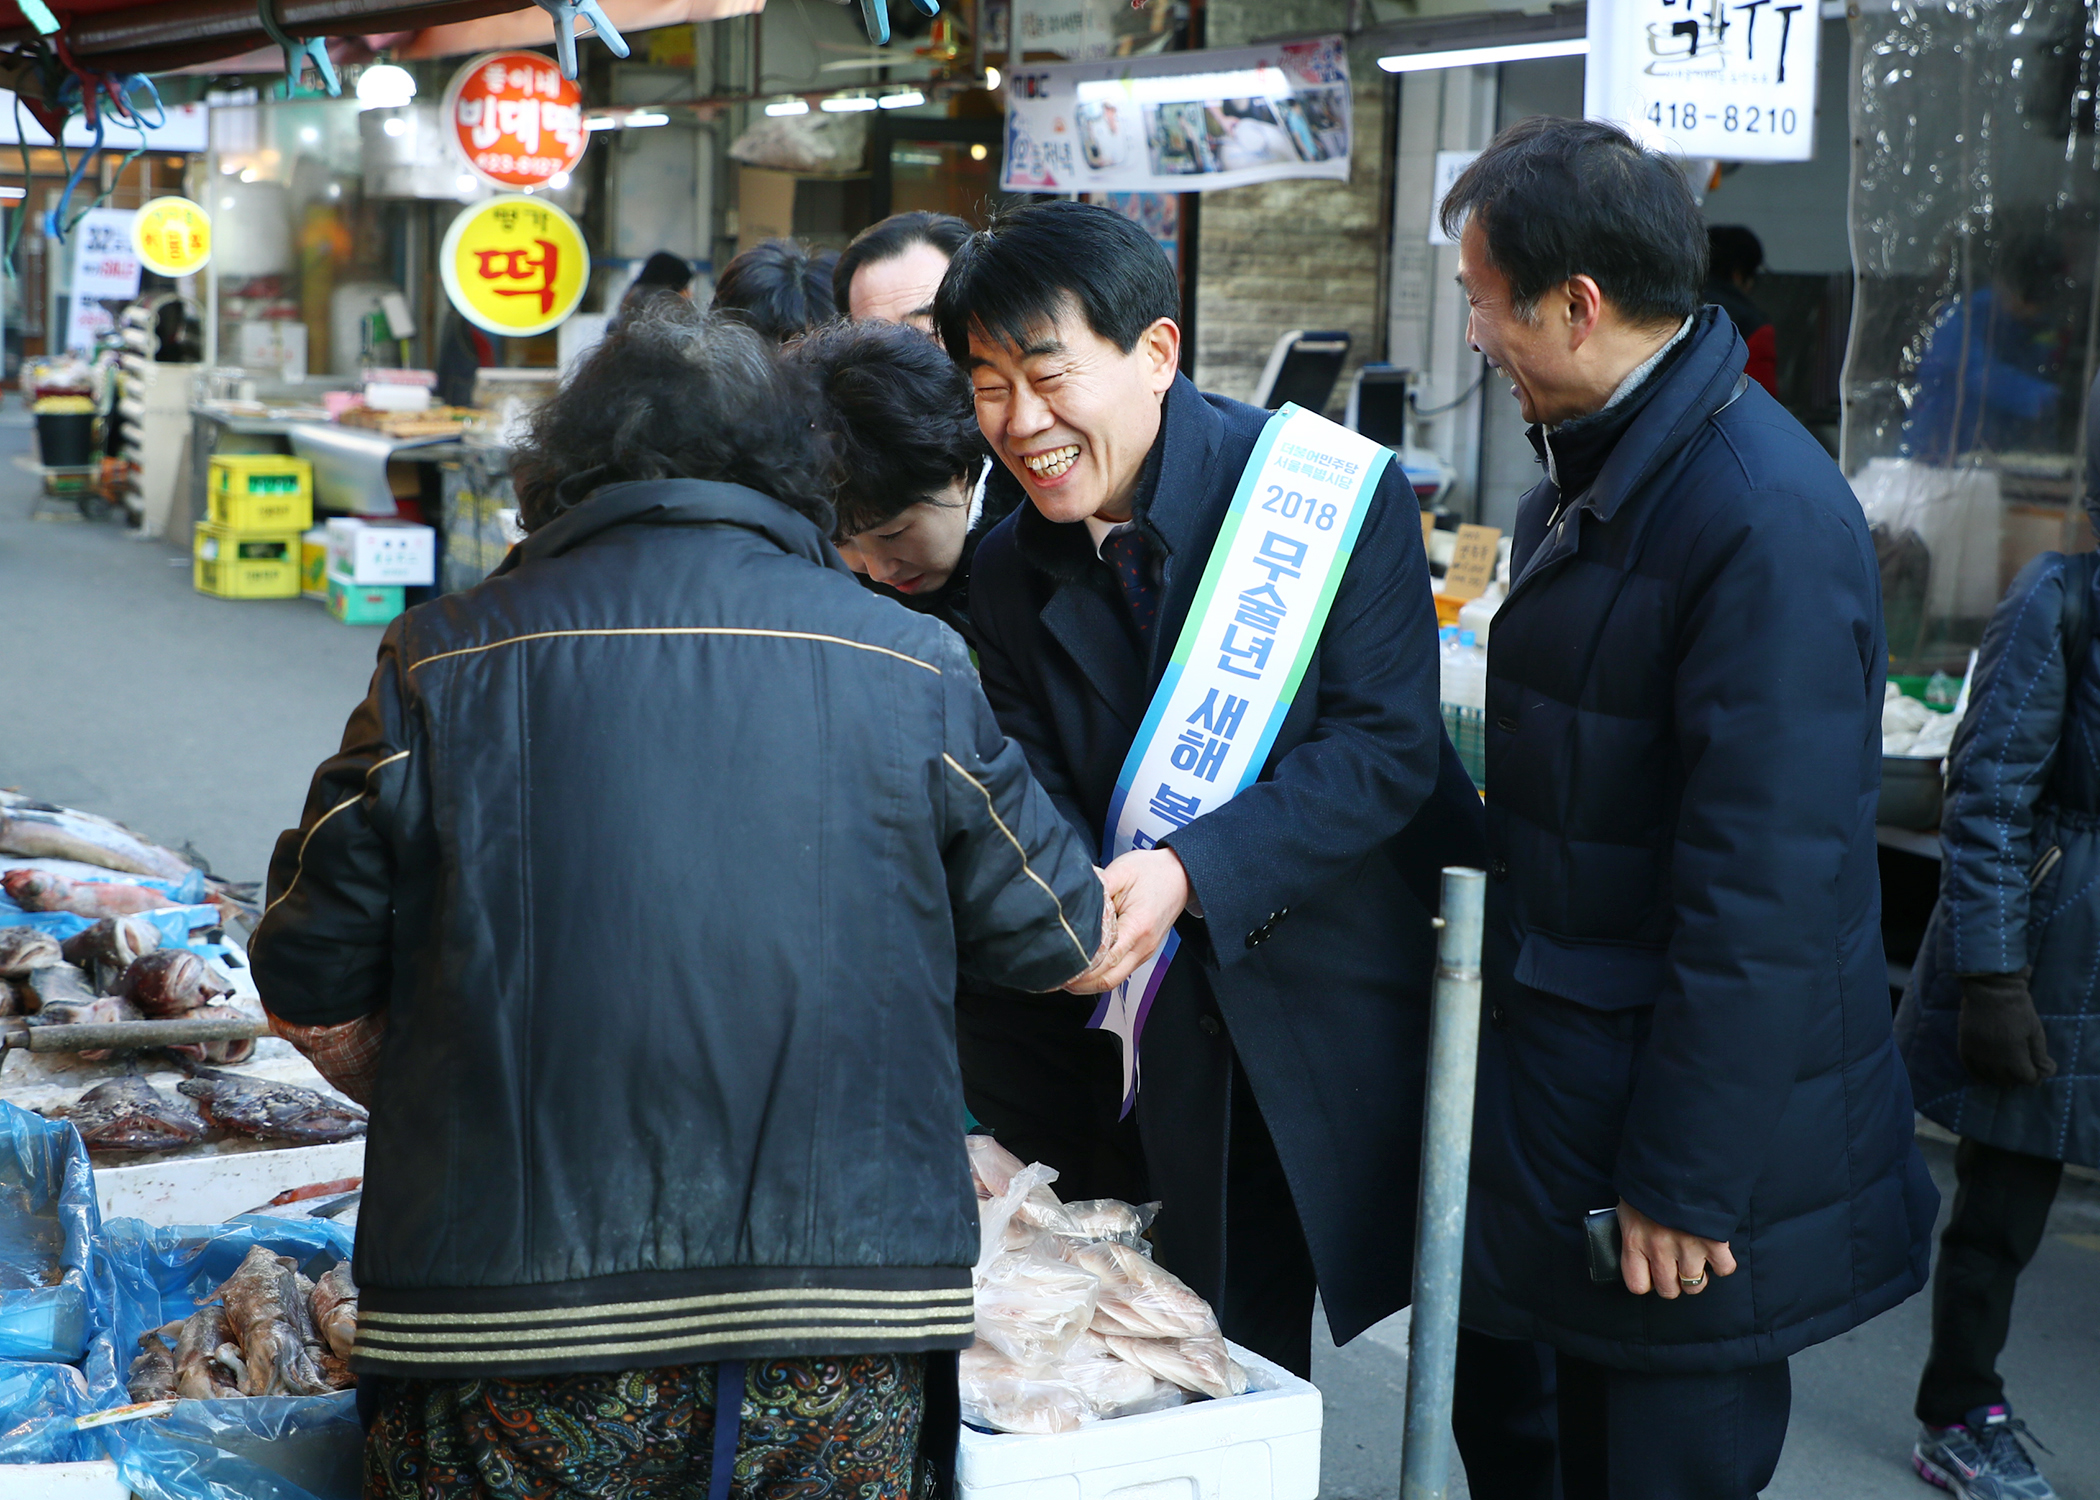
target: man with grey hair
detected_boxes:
[1445,115,1937,1497]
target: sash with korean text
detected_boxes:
[1092,403,1393,1112]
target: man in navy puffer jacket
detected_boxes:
[1442,117,1939,1499]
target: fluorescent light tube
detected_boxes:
[1378,37,1588,73]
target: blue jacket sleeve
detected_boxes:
[1939,552,2076,976]
[1159,463,1445,962]
[1614,489,1883,1242]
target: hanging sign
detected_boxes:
[65,207,141,352]
[1003,36,1352,195]
[445,50,588,190]
[440,194,589,337]
[131,197,211,279]
[1585,0,1819,162]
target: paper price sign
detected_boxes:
[131,197,211,277]
[446,50,588,190]
[1585,0,1819,162]
[1442,523,1501,601]
[440,195,589,337]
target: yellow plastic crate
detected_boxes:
[193,521,301,600]
[208,453,313,532]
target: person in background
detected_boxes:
[834,211,971,331]
[1901,230,2072,463]
[1705,224,1779,397]
[1444,117,1937,1497]
[250,299,1117,1500]
[712,238,839,343]
[786,318,1012,641]
[1890,379,2100,1500]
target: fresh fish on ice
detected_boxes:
[11,962,99,1015]
[155,1003,256,1066]
[31,992,145,1059]
[0,802,194,881]
[2,869,172,920]
[0,926,61,977]
[60,916,160,991]
[57,1075,211,1152]
[177,1067,368,1145]
[120,949,233,1019]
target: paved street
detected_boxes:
[5,423,2096,1498]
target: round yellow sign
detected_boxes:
[131,197,211,278]
[439,194,589,338]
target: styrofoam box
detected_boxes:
[94,1139,365,1227]
[6,1459,129,1499]
[325,517,435,586]
[956,1343,1321,1500]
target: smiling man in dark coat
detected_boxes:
[933,202,1490,1396]
[1444,116,1940,1498]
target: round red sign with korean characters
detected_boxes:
[444,50,588,190]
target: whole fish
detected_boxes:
[121,949,233,1019]
[127,1329,178,1403]
[32,992,145,1060]
[0,925,61,977]
[156,1003,257,1066]
[170,1304,245,1400]
[310,1263,358,1361]
[3,870,171,920]
[177,1067,368,1145]
[60,916,161,992]
[0,802,193,881]
[215,1245,331,1397]
[12,962,98,1015]
[57,1075,211,1152]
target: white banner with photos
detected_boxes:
[1002,37,1353,195]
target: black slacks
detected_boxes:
[1455,1334,1789,1500]
[1915,1135,2065,1427]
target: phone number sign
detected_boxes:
[445,50,588,190]
[1585,0,1819,162]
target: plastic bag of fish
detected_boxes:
[126,1245,359,1401]
[958,1135,1247,1436]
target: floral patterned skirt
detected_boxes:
[364,1354,926,1500]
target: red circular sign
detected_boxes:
[444,50,588,190]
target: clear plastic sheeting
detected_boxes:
[1846,0,2100,670]
[0,1102,100,1363]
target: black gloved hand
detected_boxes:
[1958,972,2058,1089]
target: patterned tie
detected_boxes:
[1100,527,1159,642]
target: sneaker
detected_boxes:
[1912,1405,2056,1500]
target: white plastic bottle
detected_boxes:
[1452,630,1489,712]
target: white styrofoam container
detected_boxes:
[956,1343,1321,1500]
[325,517,435,586]
[5,1459,129,1499]
[94,1140,364,1227]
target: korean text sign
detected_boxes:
[66,208,140,352]
[1003,37,1352,195]
[1586,0,1819,161]
[446,51,588,190]
[440,195,589,337]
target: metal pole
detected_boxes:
[1399,865,1485,1500]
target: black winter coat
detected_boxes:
[1463,310,1938,1372]
[1897,550,2100,1168]
[969,374,1486,1345]
[251,479,1105,1379]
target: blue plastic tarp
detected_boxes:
[0,1102,100,1364]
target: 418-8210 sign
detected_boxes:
[440,195,590,337]
[445,50,588,190]
[1585,0,1819,163]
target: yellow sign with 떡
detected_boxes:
[439,195,589,338]
[1442,522,1502,601]
[131,197,211,277]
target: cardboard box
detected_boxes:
[325,517,435,586]
[300,528,330,599]
[327,571,405,626]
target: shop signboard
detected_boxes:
[1002,36,1353,195]
[131,197,211,279]
[440,194,590,338]
[445,50,589,190]
[64,207,141,352]
[1586,0,1819,161]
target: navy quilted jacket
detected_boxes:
[1461,309,1939,1371]
[1896,548,2100,1168]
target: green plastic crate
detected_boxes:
[1442,703,1486,789]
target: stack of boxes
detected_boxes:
[194,455,313,600]
[309,518,437,625]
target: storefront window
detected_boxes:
[1846,0,2100,671]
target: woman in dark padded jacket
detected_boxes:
[251,301,1115,1500]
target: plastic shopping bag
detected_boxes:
[0,1100,100,1361]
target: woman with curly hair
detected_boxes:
[250,299,1115,1500]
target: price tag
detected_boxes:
[1585,0,1819,163]
[1442,523,1501,601]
